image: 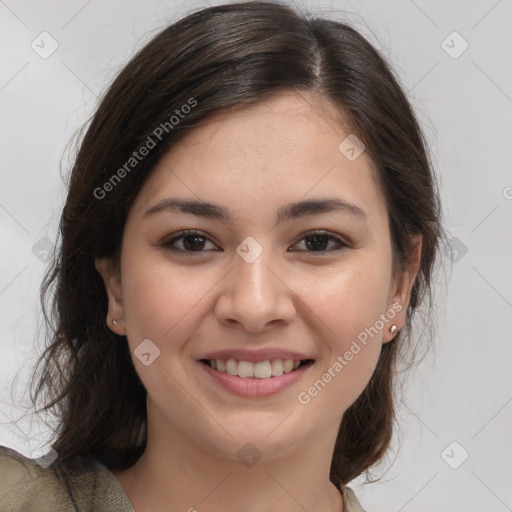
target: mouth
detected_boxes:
[199,358,314,379]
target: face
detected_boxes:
[97,91,420,462]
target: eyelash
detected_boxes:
[160,229,349,256]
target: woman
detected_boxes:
[0,1,444,510]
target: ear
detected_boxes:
[382,234,422,343]
[95,257,126,335]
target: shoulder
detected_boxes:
[0,444,69,511]
[0,445,134,512]
[342,485,368,512]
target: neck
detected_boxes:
[113,408,344,512]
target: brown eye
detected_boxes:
[180,233,207,251]
[160,229,348,256]
[290,230,348,254]
[161,230,218,253]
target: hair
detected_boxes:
[31,0,446,488]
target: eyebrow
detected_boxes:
[144,197,366,223]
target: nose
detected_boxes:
[214,248,296,333]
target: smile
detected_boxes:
[201,358,313,379]
[198,358,314,398]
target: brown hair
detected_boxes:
[31,0,445,487]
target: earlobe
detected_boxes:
[94,257,126,335]
[382,308,401,344]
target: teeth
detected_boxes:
[226,359,238,376]
[208,358,306,379]
[270,359,283,377]
[283,359,294,373]
[238,361,254,378]
[254,361,272,379]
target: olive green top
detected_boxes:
[0,445,366,511]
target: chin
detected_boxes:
[211,417,312,462]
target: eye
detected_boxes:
[290,230,348,255]
[159,229,348,255]
[160,230,219,254]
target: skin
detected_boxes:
[96,91,421,512]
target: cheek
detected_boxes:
[293,260,390,411]
[295,257,391,345]
[120,251,219,354]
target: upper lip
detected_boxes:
[199,348,314,363]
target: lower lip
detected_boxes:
[198,361,313,398]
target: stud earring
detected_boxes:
[112,319,118,326]
[390,324,397,335]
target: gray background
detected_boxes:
[1,0,511,510]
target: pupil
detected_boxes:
[184,235,205,251]
[306,235,327,251]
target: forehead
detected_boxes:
[130,92,387,226]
